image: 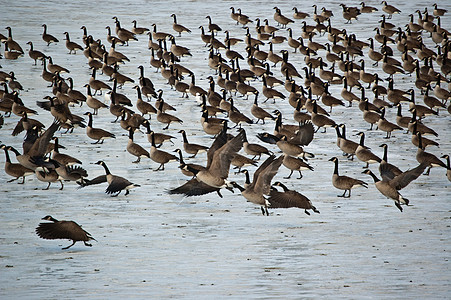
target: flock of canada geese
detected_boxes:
[1,2,450,249]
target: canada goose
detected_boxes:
[111,65,134,88]
[179,130,208,158]
[169,14,190,37]
[51,137,82,166]
[423,85,446,111]
[280,50,302,79]
[197,26,213,48]
[65,77,86,105]
[201,110,226,136]
[382,54,405,79]
[41,24,59,45]
[89,68,111,95]
[340,4,359,24]
[292,7,309,19]
[11,111,45,136]
[26,41,46,65]
[312,5,327,23]
[433,75,451,102]
[95,160,140,196]
[311,100,336,133]
[282,155,313,179]
[356,132,382,168]
[410,121,439,149]
[329,157,367,197]
[131,20,149,35]
[3,41,24,60]
[108,39,129,62]
[239,128,271,160]
[112,17,138,45]
[148,132,178,171]
[377,107,403,138]
[12,93,37,116]
[124,127,149,163]
[276,135,312,158]
[341,77,360,107]
[250,92,274,124]
[36,215,96,250]
[407,110,438,137]
[200,94,225,117]
[415,132,447,175]
[228,98,253,128]
[234,8,252,27]
[433,4,447,16]
[267,42,283,67]
[156,99,182,130]
[0,144,34,183]
[378,143,402,179]
[131,86,155,118]
[205,15,222,33]
[84,84,108,115]
[170,128,244,197]
[381,1,401,18]
[7,121,60,171]
[321,84,344,112]
[269,182,320,215]
[231,154,258,173]
[223,30,242,47]
[4,26,24,53]
[142,120,174,147]
[441,155,451,182]
[84,112,115,144]
[363,161,426,211]
[360,2,378,13]
[40,96,85,129]
[61,32,82,54]
[273,7,294,28]
[232,155,283,215]
[336,124,359,160]
[393,103,410,131]
[407,89,437,118]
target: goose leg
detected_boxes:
[304,209,311,215]
[84,242,93,247]
[284,170,293,179]
[394,201,403,212]
[297,171,303,179]
[62,240,76,250]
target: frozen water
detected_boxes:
[1,0,450,298]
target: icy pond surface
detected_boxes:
[1,0,450,298]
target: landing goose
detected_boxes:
[232,155,284,215]
[169,128,244,197]
[36,216,96,250]
[363,162,427,212]
[269,182,320,215]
